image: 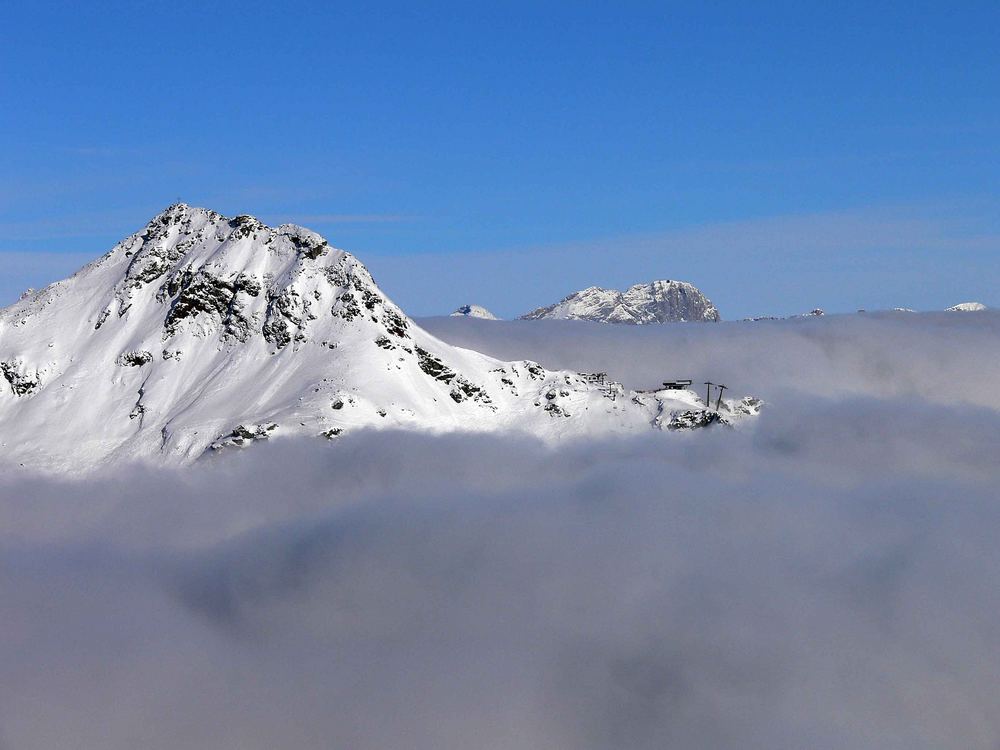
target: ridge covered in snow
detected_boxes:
[521,280,720,324]
[450,304,499,320]
[0,205,758,470]
[743,308,826,322]
[946,302,988,312]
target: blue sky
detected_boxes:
[2,1,998,317]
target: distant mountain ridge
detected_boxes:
[743,308,825,322]
[451,304,499,320]
[521,280,720,324]
[946,302,988,312]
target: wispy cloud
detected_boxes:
[364,201,1000,318]
[471,201,1000,261]
[0,207,159,243]
[271,213,417,225]
[0,251,96,304]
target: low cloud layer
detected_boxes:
[3,313,1000,749]
[422,310,1000,408]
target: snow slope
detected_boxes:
[0,205,758,470]
[521,280,720,323]
[450,304,499,320]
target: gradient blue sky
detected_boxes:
[2,1,998,318]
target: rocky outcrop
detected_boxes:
[160,269,261,342]
[415,345,493,406]
[211,423,278,451]
[1,359,39,396]
[117,350,154,367]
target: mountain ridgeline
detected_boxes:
[520,280,721,324]
[0,205,758,470]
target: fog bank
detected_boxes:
[3,312,1000,749]
[421,310,1000,408]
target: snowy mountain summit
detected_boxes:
[520,280,720,324]
[450,304,499,320]
[946,302,987,312]
[0,205,758,470]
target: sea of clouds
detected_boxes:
[2,311,1000,749]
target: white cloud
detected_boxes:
[269,213,416,225]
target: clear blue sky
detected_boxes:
[2,1,998,318]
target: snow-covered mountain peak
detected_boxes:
[521,279,720,324]
[451,304,499,320]
[16,202,402,351]
[0,206,759,470]
[946,302,988,312]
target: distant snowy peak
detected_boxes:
[946,302,988,312]
[744,308,825,322]
[0,204,757,470]
[451,304,499,320]
[521,280,720,324]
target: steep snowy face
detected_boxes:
[521,280,720,324]
[450,304,499,320]
[0,205,756,470]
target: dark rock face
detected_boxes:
[117,350,153,367]
[449,379,490,405]
[415,345,455,382]
[415,346,493,406]
[543,401,570,417]
[210,423,278,450]
[263,288,310,350]
[1,359,39,396]
[666,410,727,430]
[326,257,409,342]
[287,232,329,260]
[335,291,362,322]
[228,215,265,241]
[382,309,409,338]
[160,269,259,342]
[112,205,206,316]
